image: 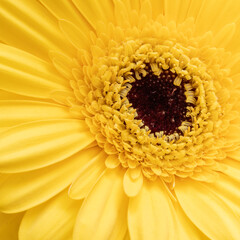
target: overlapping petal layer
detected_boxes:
[0,146,101,213]
[19,190,82,240]
[0,211,24,240]
[0,0,75,60]
[175,179,240,240]
[73,169,128,240]
[0,43,70,98]
[0,120,94,172]
[0,0,240,240]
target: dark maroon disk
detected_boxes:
[126,69,193,135]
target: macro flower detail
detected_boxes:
[0,0,240,240]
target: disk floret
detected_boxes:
[71,20,232,182]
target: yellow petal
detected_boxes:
[227,148,240,161]
[228,19,240,52]
[228,53,240,75]
[59,19,90,51]
[205,173,240,215]
[225,125,240,142]
[114,0,130,27]
[72,0,114,30]
[19,189,82,240]
[140,0,152,20]
[176,0,192,22]
[210,0,240,32]
[0,146,101,213]
[128,180,176,240]
[0,119,94,172]
[0,100,72,128]
[73,169,128,240]
[49,51,78,79]
[150,0,164,19]
[0,0,75,60]
[123,168,143,197]
[117,0,136,11]
[185,0,203,20]
[175,178,240,240]
[123,231,131,240]
[164,0,186,22]
[0,89,50,132]
[221,158,240,181]
[172,201,209,240]
[0,43,69,98]
[214,23,236,48]
[0,43,68,86]
[195,0,240,34]
[69,150,106,199]
[39,0,91,33]
[0,89,44,101]
[49,89,76,107]
[105,154,120,168]
[0,211,24,240]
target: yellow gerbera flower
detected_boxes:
[1,0,240,239]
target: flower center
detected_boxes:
[127,68,193,135]
[75,30,225,182]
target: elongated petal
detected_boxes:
[123,168,143,197]
[214,23,236,48]
[73,169,128,240]
[0,43,68,85]
[0,63,66,99]
[185,0,203,19]
[0,211,24,240]
[59,20,90,51]
[0,0,75,60]
[49,51,78,79]
[72,0,114,30]
[0,100,72,127]
[123,232,131,240]
[228,19,240,52]
[128,180,176,240]
[129,178,207,240]
[164,0,187,22]
[0,44,70,98]
[225,125,240,142]
[69,151,106,199]
[205,173,240,215]
[195,0,240,34]
[221,158,240,181]
[39,0,91,33]
[0,89,40,101]
[113,0,131,27]
[0,119,94,172]
[227,148,240,161]
[150,0,164,19]
[0,90,37,131]
[19,190,82,240]
[175,179,240,240]
[172,201,209,240]
[0,146,101,213]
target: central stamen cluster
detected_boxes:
[127,68,193,135]
[78,34,223,182]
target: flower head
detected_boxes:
[1,0,240,239]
